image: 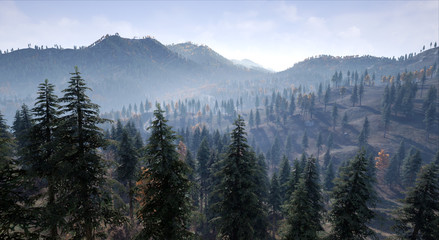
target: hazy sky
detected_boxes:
[0,1,437,71]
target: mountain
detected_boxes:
[231,59,273,72]
[0,35,267,119]
[277,47,438,86]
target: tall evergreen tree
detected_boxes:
[394,163,439,240]
[269,173,281,239]
[116,129,138,224]
[196,137,210,232]
[279,155,291,202]
[137,104,191,239]
[285,157,323,240]
[316,132,323,161]
[249,109,254,128]
[216,116,264,240]
[31,79,62,238]
[58,67,121,239]
[255,109,261,128]
[351,83,358,107]
[0,112,37,239]
[341,112,348,132]
[329,150,376,240]
[385,140,405,186]
[401,150,422,188]
[323,159,335,191]
[358,117,370,147]
[324,85,330,111]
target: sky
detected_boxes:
[0,1,437,71]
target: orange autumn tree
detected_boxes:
[375,149,390,170]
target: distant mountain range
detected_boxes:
[0,34,437,119]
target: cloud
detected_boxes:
[277,2,299,22]
[338,26,361,39]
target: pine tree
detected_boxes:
[385,140,405,186]
[0,112,37,239]
[196,137,210,232]
[30,79,62,238]
[329,150,376,240]
[285,159,301,200]
[269,173,281,239]
[358,117,370,147]
[216,116,264,240]
[401,150,422,188]
[58,67,121,239]
[323,148,331,169]
[323,159,335,191]
[116,128,138,224]
[137,104,191,239]
[249,109,254,128]
[289,94,296,116]
[394,163,439,240]
[424,103,436,140]
[279,156,291,202]
[382,103,391,138]
[285,157,323,239]
[13,104,33,167]
[359,82,364,106]
[351,83,358,107]
[255,109,261,128]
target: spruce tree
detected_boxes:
[196,137,210,233]
[285,159,301,200]
[401,150,422,188]
[0,112,37,239]
[31,79,62,238]
[269,173,281,239]
[394,163,439,240]
[329,150,376,240]
[249,109,254,128]
[323,159,335,191]
[255,109,261,128]
[351,83,358,107]
[302,130,309,151]
[385,140,405,186]
[358,117,370,147]
[116,128,138,224]
[285,157,323,240]
[137,104,191,239]
[341,112,348,132]
[58,67,121,239]
[279,155,291,202]
[216,116,264,240]
[316,132,323,161]
[324,85,330,111]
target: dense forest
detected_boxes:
[1,39,439,239]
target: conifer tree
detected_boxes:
[394,163,439,240]
[137,104,191,239]
[424,103,436,140]
[358,117,370,147]
[359,82,364,106]
[323,159,335,191]
[351,83,358,107]
[58,67,121,239]
[249,109,254,128]
[289,94,296,116]
[196,138,210,228]
[279,155,291,202]
[323,148,331,169]
[385,140,405,186]
[30,79,62,238]
[216,116,264,240]
[269,173,281,239]
[329,150,376,240]
[401,150,422,188]
[116,128,138,224]
[0,112,37,239]
[285,159,301,200]
[285,158,323,240]
[255,109,261,128]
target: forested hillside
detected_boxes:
[1,37,438,239]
